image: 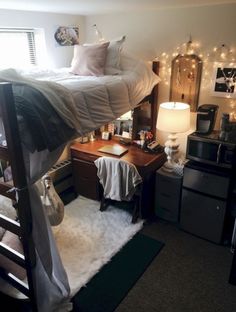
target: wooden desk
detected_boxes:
[70,139,166,218]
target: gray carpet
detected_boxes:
[115,219,236,312]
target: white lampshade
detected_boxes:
[156,102,190,133]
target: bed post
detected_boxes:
[0,82,38,311]
[131,60,160,140]
[151,61,160,139]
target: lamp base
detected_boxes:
[163,133,179,172]
[162,160,176,172]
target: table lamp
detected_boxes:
[156,102,190,171]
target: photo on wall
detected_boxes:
[212,65,236,98]
[54,26,79,46]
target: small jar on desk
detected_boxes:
[155,167,183,223]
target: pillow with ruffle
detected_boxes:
[70,42,109,76]
[105,35,126,75]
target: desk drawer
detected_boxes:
[155,169,182,222]
[72,158,101,200]
[155,193,180,222]
[71,149,98,163]
[73,158,97,178]
[157,174,182,197]
[183,167,229,198]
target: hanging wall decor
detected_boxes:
[170,53,202,112]
[211,65,236,98]
[54,26,79,46]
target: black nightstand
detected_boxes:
[155,167,183,223]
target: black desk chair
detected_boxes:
[94,156,142,223]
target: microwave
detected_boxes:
[186,131,236,169]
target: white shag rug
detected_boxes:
[53,196,143,297]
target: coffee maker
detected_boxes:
[196,104,219,135]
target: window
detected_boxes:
[0,28,37,68]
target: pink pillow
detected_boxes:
[71,42,109,76]
[0,230,26,280]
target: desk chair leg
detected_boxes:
[132,195,140,224]
[100,195,110,211]
[132,186,143,223]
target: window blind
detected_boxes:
[0,28,37,67]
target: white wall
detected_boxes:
[85,3,236,155]
[0,9,85,68]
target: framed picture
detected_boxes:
[54,26,79,46]
[80,136,89,144]
[212,65,236,98]
[113,119,132,138]
[101,131,111,140]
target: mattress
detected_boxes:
[17,53,160,136]
[0,54,160,154]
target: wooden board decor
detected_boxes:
[170,54,202,112]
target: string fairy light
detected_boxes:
[155,38,236,115]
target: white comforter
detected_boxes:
[17,54,160,135]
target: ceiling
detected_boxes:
[0,0,235,15]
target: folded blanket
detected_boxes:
[0,68,81,132]
[13,84,75,152]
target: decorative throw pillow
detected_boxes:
[0,230,26,280]
[105,35,126,75]
[70,42,110,76]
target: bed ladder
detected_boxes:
[0,82,37,311]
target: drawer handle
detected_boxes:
[216,206,220,210]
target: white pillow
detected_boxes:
[104,35,126,75]
[70,42,110,76]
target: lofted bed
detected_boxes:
[0,52,160,311]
